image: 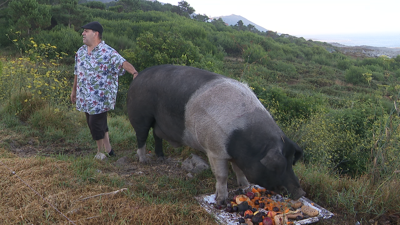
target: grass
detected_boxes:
[1,108,399,224]
[1,51,400,224]
[296,164,400,224]
[0,146,218,224]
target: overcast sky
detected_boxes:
[160,0,400,36]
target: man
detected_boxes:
[70,21,138,157]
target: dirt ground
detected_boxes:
[2,135,399,225]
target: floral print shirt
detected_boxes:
[74,41,126,115]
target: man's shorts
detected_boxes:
[85,112,109,140]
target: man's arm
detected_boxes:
[71,75,77,104]
[123,61,139,79]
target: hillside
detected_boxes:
[216,14,268,32]
[331,43,400,58]
[1,1,400,224]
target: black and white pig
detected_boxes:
[127,65,306,205]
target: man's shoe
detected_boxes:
[108,149,116,157]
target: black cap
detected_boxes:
[81,21,103,35]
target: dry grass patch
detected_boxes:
[0,150,217,224]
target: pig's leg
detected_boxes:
[134,119,153,163]
[208,156,229,206]
[153,128,164,159]
[231,162,250,188]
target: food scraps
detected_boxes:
[195,185,334,225]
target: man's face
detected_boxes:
[82,29,97,45]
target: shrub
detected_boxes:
[122,31,201,71]
[337,59,353,70]
[394,69,400,78]
[360,56,391,70]
[311,55,331,66]
[266,60,297,77]
[28,107,85,141]
[242,44,268,65]
[345,66,369,85]
[82,1,106,10]
[35,26,82,57]
[298,108,371,175]
[372,72,385,82]
[103,33,135,51]
[3,92,47,122]
[320,65,335,76]
[256,86,320,125]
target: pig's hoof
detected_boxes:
[214,204,225,210]
[215,197,228,207]
[156,156,165,162]
[138,156,149,163]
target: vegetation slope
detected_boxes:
[0,0,399,224]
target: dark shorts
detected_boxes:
[85,112,109,140]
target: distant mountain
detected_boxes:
[217,14,268,32]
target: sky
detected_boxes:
[159,0,400,37]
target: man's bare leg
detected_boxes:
[96,132,112,153]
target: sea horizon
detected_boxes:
[296,32,400,48]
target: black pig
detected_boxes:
[127,65,305,205]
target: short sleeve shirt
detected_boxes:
[74,41,126,115]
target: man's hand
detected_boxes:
[123,61,138,79]
[70,91,76,104]
[133,70,138,79]
[71,75,77,104]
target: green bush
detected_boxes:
[372,72,385,82]
[311,55,331,66]
[360,56,391,70]
[242,44,268,65]
[345,66,369,85]
[364,64,384,73]
[82,1,106,10]
[298,108,372,175]
[337,59,353,70]
[103,33,135,51]
[35,26,82,57]
[255,86,320,125]
[123,31,200,72]
[192,53,224,74]
[266,60,297,77]
[394,69,400,78]
[3,92,47,122]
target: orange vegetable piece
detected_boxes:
[252,187,260,193]
[283,208,290,214]
[268,211,277,218]
[244,209,253,217]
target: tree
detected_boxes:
[116,0,140,13]
[51,0,89,29]
[247,24,255,31]
[0,0,10,9]
[82,1,106,10]
[234,20,245,31]
[172,0,194,18]
[8,0,51,35]
[193,14,209,22]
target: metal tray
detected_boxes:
[195,187,334,225]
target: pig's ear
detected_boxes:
[283,136,303,165]
[291,140,303,165]
[260,149,286,176]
